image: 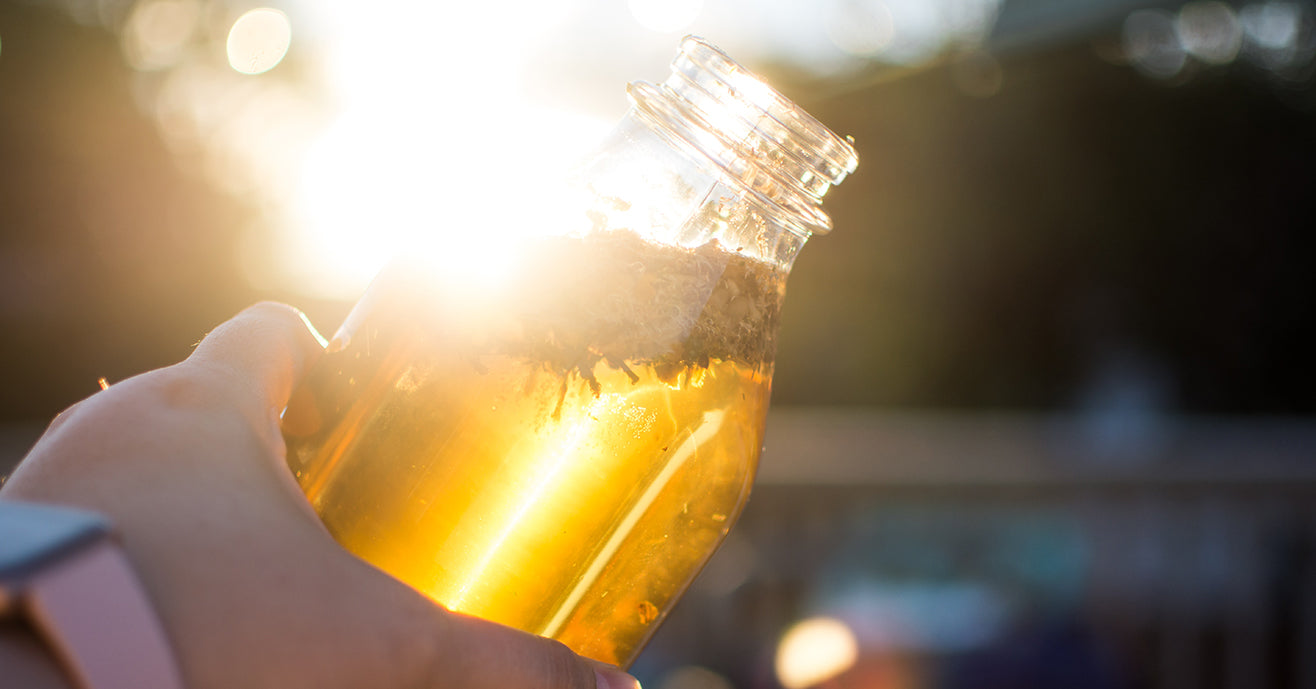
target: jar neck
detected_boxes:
[567,38,856,273]
[628,36,857,239]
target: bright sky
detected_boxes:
[102,0,1304,298]
[112,0,1010,298]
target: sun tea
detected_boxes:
[284,231,784,665]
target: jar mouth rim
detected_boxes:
[675,36,859,185]
[628,80,835,238]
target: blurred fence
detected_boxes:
[642,409,1316,689]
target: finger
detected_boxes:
[185,302,326,411]
[588,660,644,689]
[436,612,640,689]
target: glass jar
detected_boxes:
[281,36,857,668]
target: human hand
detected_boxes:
[1,303,638,689]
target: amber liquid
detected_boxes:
[283,232,782,667]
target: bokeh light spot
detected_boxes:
[226,8,292,75]
[826,0,895,57]
[628,0,702,34]
[122,0,201,71]
[1123,9,1187,78]
[1177,1,1242,65]
[1240,2,1300,50]
[776,617,859,689]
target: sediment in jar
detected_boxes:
[283,230,786,666]
[474,229,785,390]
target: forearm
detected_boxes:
[0,623,74,689]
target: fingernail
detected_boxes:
[595,667,641,689]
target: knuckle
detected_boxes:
[115,367,255,441]
[244,301,305,327]
[384,592,462,689]
[243,301,318,344]
[148,367,218,411]
[113,367,233,423]
[235,301,324,360]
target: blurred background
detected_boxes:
[2,0,1315,687]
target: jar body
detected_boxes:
[281,37,855,667]
[284,238,779,666]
